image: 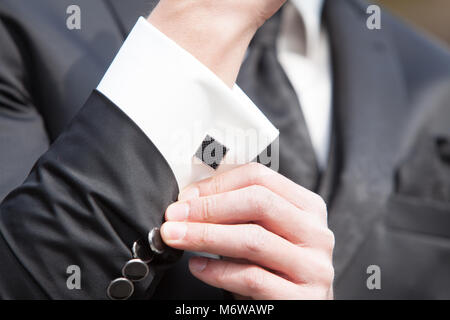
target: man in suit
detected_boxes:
[0,0,449,299]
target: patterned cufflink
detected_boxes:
[194,135,229,170]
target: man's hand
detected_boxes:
[161,163,335,300]
[148,0,286,87]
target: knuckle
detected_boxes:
[243,224,267,254]
[315,259,335,285]
[243,266,265,292]
[310,225,335,254]
[247,161,266,172]
[323,264,335,285]
[314,227,335,255]
[324,229,335,252]
[201,196,215,221]
[246,185,272,218]
[246,184,264,199]
[313,194,328,217]
[216,262,231,288]
[211,173,225,195]
[248,162,271,184]
[198,223,211,247]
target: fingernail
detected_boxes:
[162,222,187,240]
[178,187,199,201]
[166,202,189,221]
[190,257,208,273]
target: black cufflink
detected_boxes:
[148,227,166,254]
[122,259,149,282]
[107,228,181,300]
[148,227,184,267]
[194,135,228,170]
[107,258,148,300]
[107,277,134,300]
[132,238,154,263]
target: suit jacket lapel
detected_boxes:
[323,0,408,281]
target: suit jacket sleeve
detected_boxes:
[0,88,183,299]
[0,12,278,298]
[0,16,181,299]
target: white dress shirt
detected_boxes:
[97,18,278,190]
[278,0,332,170]
[97,1,330,189]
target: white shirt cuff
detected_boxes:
[97,17,279,190]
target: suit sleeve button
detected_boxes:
[148,227,166,254]
[122,259,149,282]
[107,278,134,300]
[132,239,154,263]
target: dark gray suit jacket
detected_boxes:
[0,0,449,299]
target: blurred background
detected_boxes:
[376,0,450,47]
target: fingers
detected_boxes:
[179,163,327,220]
[161,222,312,281]
[166,185,332,247]
[188,257,314,300]
[165,164,334,299]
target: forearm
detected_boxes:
[148,0,284,87]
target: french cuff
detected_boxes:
[97,17,279,190]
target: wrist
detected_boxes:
[148,0,258,87]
